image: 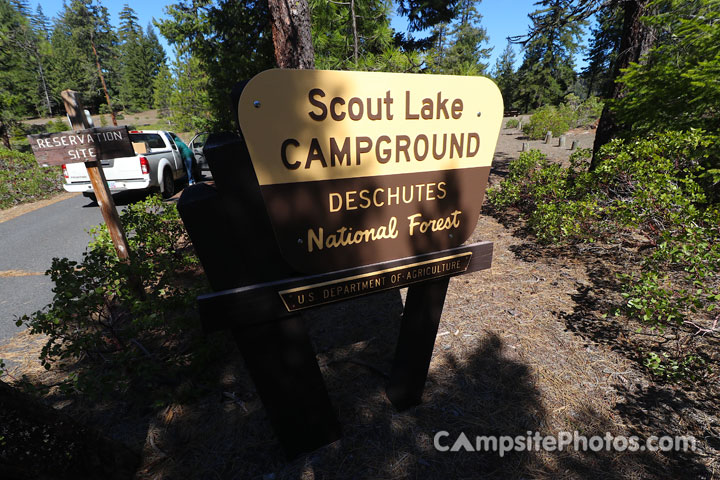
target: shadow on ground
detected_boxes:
[125,289,709,479]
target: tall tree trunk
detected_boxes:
[350,0,358,63]
[30,42,53,116]
[591,0,655,166]
[0,121,11,149]
[37,60,52,117]
[267,0,315,69]
[90,32,117,126]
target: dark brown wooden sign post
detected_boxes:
[177,70,503,458]
[27,91,141,295]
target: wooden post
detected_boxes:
[544,131,552,144]
[522,142,530,152]
[571,140,579,150]
[558,135,566,147]
[61,90,131,262]
[387,277,450,410]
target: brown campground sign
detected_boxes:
[238,69,503,274]
[27,126,134,166]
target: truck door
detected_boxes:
[189,133,208,170]
[165,132,182,171]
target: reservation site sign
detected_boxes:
[28,126,134,167]
[237,69,503,273]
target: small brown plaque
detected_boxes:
[28,126,134,166]
[279,252,472,311]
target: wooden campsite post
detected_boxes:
[60,90,133,264]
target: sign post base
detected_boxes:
[387,276,450,411]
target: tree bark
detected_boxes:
[591,0,655,165]
[267,0,315,69]
[0,121,10,149]
[351,0,358,63]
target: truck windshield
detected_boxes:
[129,133,166,149]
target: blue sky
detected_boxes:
[35,0,590,71]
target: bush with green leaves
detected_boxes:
[523,104,575,140]
[505,118,520,129]
[522,96,604,140]
[488,130,719,380]
[18,195,205,397]
[0,147,63,209]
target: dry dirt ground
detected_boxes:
[22,110,197,142]
[1,121,717,479]
[23,110,165,129]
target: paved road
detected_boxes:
[0,170,213,345]
[0,195,107,343]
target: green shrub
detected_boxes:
[45,119,68,133]
[0,147,64,209]
[574,96,603,128]
[523,104,576,139]
[522,96,604,140]
[489,131,719,380]
[505,118,520,129]
[18,195,205,397]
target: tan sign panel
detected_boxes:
[238,69,503,273]
[28,126,134,166]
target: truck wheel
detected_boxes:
[83,192,97,203]
[161,167,175,199]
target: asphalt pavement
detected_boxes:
[0,194,106,343]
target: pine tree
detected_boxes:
[395,0,462,49]
[310,0,389,67]
[153,62,173,118]
[591,0,655,157]
[493,41,518,109]
[0,0,36,146]
[169,53,211,132]
[611,0,720,135]
[310,0,419,72]
[48,0,120,113]
[118,3,140,41]
[515,0,585,111]
[6,0,54,118]
[427,0,492,75]
[156,0,275,130]
[582,5,623,97]
[143,24,166,85]
[31,4,51,40]
[8,0,28,16]
[116,5,166,112]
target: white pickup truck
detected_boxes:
[62,130,198,200]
